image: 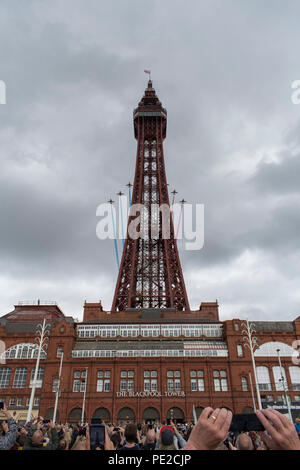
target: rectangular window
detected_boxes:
[17,397,22,406]
[73,379,80,392]
[104,380,110,392]
[144,379,150,391]
[52,378,59,392]
[34,397,40,406]
[120,379,127,391]
[97,380,103,392]
[80,380,86,392]
[9,397,15,406]
[127,379,134,391]
[0,368,11,388]
[214,371,228,391]
[241,377,248,391]
[191,379,197,391]
[168,379,174,391]
[57,346,63,358]
[30,368,44,382]
[13,368,28,388]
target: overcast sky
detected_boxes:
[0,0,300,322]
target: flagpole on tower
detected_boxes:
[144,69,151,82]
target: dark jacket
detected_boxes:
[23,428,59,450]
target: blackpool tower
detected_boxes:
[111,80,190,312]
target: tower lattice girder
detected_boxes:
[111,81,190,312]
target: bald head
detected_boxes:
[236,433,254,450]
[146,429,156,443]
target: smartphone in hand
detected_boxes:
[229,413,265,432]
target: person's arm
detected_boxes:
[184,407,232,450]
[175,432,186,449]
[46,420,59,450]
[170,420,186,449]
[104,426,114,450]
[0,405,18,450]
[256,409,300,451]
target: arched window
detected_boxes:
[254,342,295,357]
[241,376,248,391]
[272,366,287,391]
[30,367,44,387]
[0,367,11,388]
[1,344,47,360]
[256,366,271,391]
[13,367,28,388]
[237,345,243,357]
[289,366,300,391]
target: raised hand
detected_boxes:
[185,407,232,450]
[256,409,300,450]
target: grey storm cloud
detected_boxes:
[0,0,300,321]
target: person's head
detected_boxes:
[59,439,67,450]
[110,432,121,449]
[31,430,44,446]
[124,423,137,444]
[146,429,156,444]
[236,433,254,450]
[17,434,27,447]
[295,417,300,425]
[158,426,175,450]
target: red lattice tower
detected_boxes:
[111,80,190,311]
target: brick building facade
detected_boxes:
[1,80,300,425]
[1,301,299,424]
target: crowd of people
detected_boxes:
[0,403,300,451]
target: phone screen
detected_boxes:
[89,424,105,450]
[229,413,265,432]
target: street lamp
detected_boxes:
[276,348,293,422]
[81,367,88,425]
[241,319,262,410]
[26,318,51,422]
[53,352,64,423]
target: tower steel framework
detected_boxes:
[111,81,190,311]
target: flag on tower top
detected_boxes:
[144,69,151,75]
